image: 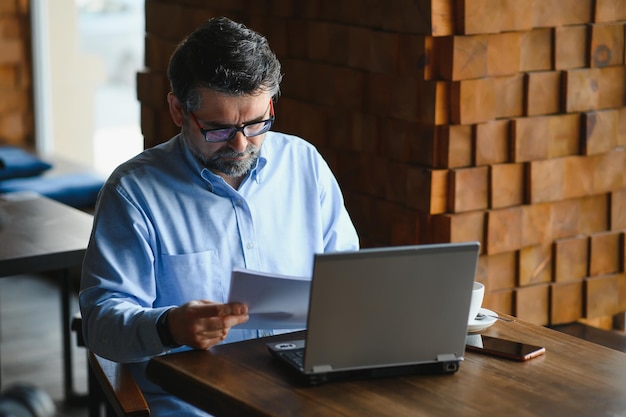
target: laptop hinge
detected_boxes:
[312,364,333,373]
[437,353,458,362]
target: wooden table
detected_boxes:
[0,193,93,402]
[147,316,626,417]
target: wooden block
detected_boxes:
[562,156,595,199]
[487,32,521,76]
[511,116,550,162]
[353,112,379,155]
[306,20,332,61]
[279,98,329,149]
[532,0,593,27]
[344,192,373,243]
[365,72,393,115]
[515,284,550,325]
[585,273,626,318]
[448,166,489,212]
[483,288,514,315]
[324,24,350,64]
[594,148,625,194]
[500,0,533,31]
[489,163,524,209]
[589,23,625,68]
[390,76,418,121]
[582,109,619,156]
[389,204,420,246]
[144,34,179,73]
[357,154,386,197]
[623,232,626,274]
[406,122,437,167]
[435,125,473,168]
[386,161,408,204]
[327,108,353,151]
[493,74,524,119]
[435,35,488,81]
[563,68,601,113]
[280,58,313,100]
[525,71,561,116]
[485,207,522,254]
[520,28,552,72]
[527,158,565,204]
[418,80,450,126]
[475,255,488,285]
[136,71,169,108]
[551,199,581,240]
[554,25,588,69]
[0,66,18,89]
[406,167,448,214]
[333,149,361,191]
[430,211,485,247]
[589,231,622,277]
[370,199,395,244]
[547,114,581,158]
[594,0,626,22]
[522,202,553,246]
[333,66,366,110]
[433,81,450,126]
[618,107,626,147]
[598,66,626,109]
[474,120,510,165]
[486,251,517,290]
[430,0,456,36]
[518,244,552,287]
[553,236,589,283]
[579,194,609,235]
[450,78,496,124]
[550,281,584,325]
[455,0,501,35]
[369,31,397,74]
[396,34,431,79]
[610,188,626,230]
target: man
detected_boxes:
[79,16,359,416]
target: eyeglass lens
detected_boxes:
[204,120,273,142]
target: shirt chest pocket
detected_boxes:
[157,249,226,305]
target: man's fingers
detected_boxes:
[191,301,248,318]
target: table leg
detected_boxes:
[0,293,2,391]
[60,269,87,405]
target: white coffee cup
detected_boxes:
[468,281,485,323]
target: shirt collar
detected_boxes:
[177,133,269,190]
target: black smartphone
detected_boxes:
[466,335,545,361]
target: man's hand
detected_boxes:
[167,300,249,350]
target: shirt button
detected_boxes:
[246,242,254,249]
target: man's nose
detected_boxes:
[228,131,248,153]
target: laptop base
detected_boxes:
[267,343,460,386]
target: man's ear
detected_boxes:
[167,92,185,127]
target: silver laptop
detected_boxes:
[267,241,480,385]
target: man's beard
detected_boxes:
[185,135,260,178]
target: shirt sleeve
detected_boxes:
[316,153,360,253]
[79,181,176,363]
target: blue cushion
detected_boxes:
[0,173,105,208]
[0,146,53,180]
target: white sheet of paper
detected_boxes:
[227,268,311,329]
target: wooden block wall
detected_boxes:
[140,0,626,327]
[0,0,33,146]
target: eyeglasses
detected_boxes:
[189,101,275,143]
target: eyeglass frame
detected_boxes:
[189,100,275,143]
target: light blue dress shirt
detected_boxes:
[79,132,359,416]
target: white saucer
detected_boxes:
[467,308,498,333]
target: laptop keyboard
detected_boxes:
[280,348,305,369]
